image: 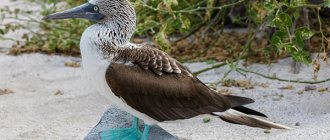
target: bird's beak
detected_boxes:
[43,3,105,21]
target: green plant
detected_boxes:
[0,0,329,64]
[0,0,88,55]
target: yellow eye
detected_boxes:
[94,6,99,11]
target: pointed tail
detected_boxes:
[213,108,292,130]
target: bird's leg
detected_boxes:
[100,117,144,140]
[140,124,150,140]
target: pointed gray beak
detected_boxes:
[43,3,105,21]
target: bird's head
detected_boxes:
[43,0,133,22]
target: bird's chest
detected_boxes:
[79,41,144,116]
[79,33,116,101]
[79,27,137,108]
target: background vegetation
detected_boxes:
[0,0,329,66]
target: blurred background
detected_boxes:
[1,0,329,66]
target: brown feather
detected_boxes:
[112,46,182,75]
[105,63,253,121]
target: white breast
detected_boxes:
[79,26,158,125]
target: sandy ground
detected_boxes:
[0,53,330,140]
[0,53,110,139]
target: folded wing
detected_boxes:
[106,46,254,121]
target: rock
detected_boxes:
[305,85,317,91]
[279,85,294,90]
[259,83,269,88]
[203,117,211,123]
[318,87,329,93]
[297,90,304,95]
[0,88,14,95]
[84,107,178,140]
[264,130,271,134]
[221,79,254,89]
[54,90,64,96]
[64,61,81,68]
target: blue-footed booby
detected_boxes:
[43,0,291,139]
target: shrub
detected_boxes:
[0,0,329,63]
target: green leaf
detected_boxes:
[270,13,292,30]
[203,117,211,123]
[250,2,268,24]
[285,44,298,52]
[293,8,301,19]
[294,27,314,49]
[263,1,276,11]
[154,31,171,52]
[136,18,159,35]
[295,27,314,40]
[178,14,191,32]
[295,35,304,49]
[292,50,311,64]
[162,0,178,9]
[270,30,288,47]
[290,0,307,7]
[0,29,4,35]
[205,0,215,21]
[325,0,330,8]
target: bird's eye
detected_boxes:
[94,6,99,12]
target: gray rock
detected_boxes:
[84,107,178,140]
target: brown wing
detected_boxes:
[105,63,254,122]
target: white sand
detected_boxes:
[0,53,110,139]
[0,53,329,140]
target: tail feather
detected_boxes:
[213,109,292,130]
[225,95,255,107]
[232,106,267,118]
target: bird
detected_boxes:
[43,0,291,139]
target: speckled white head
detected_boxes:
[44,0,138,57]
[78,0,137,57]
[89,0,128,15]
[84,0,137,49]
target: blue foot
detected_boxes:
[100,117,150,140]
[140,125,150,140]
